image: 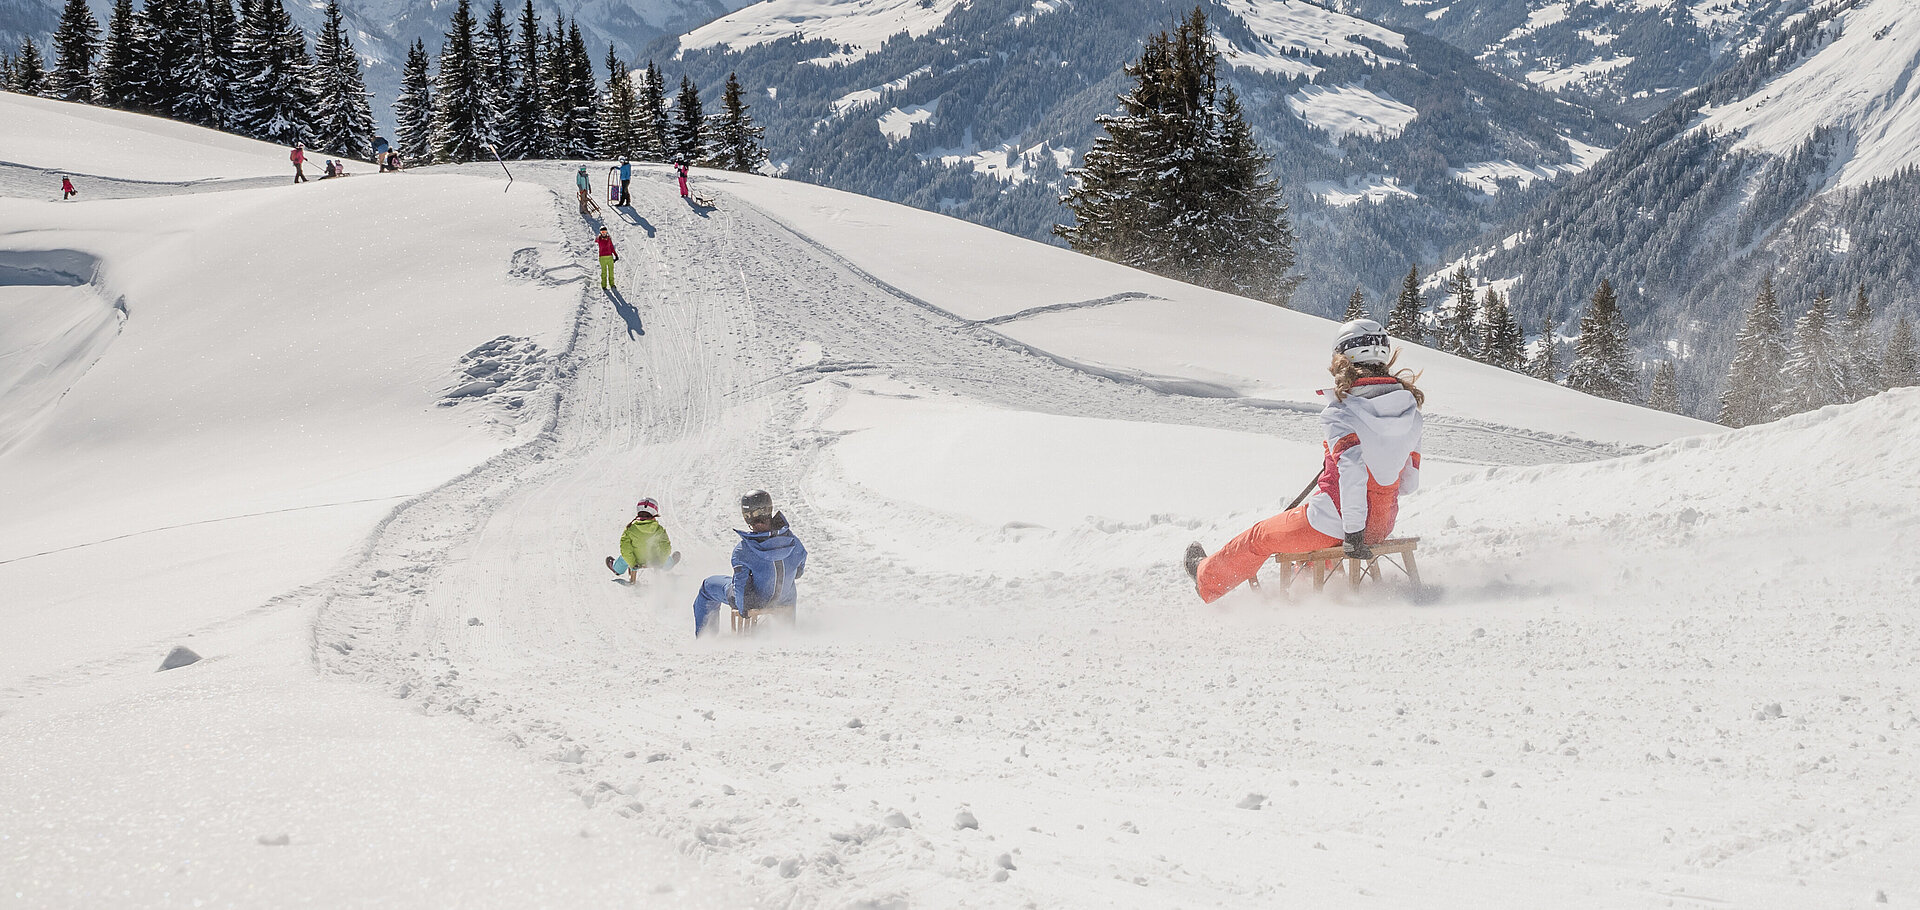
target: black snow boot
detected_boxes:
[1183,543,1206,581]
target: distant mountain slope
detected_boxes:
[1466,0,1920,413]
[1,0,755,136]
[657,0,1622,315]
[1328,0,1806,120]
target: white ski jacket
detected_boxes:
[1304,377,1423,542]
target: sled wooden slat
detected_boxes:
[1267,537,1421,594]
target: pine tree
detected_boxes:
[1386,265,1424,343]
[1528,316,1562,383]
[394,39,434,161]
[311,0,374,158]
[1344,288,1369,322]
[1718,277,1790,427]
[11,38,47,94]
[670,75,706,163]
[598,47,638,160]
[634,61,669,161]
[1648,360,1681,413]
[1778,291,1848,416]
[554,21,597,156]
[433,0,496,163]
[202,0,241,129]
[1838,285,1882,399]
[134,0,201,117]
[94,0,142,109]
[236,0,317,144]
[1884,315,1918,390]
[478,0,515,143]
[1479,287,1525,370]
[1439,264,1477,357]
[1056,8,1295,306]
[1567,279,1634,401]
[709,72,767,173]
[505,0,547,158]
[50,0,99,102]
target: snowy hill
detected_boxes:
[8,88,1919,909]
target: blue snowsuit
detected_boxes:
[693,515,808,635]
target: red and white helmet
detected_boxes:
[635,498,660,518]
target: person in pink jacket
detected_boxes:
[595,226,618,289]
[290,144,308,183]
[1185,319,1425,602]
[675,160,690,198]
[61,176,76,199]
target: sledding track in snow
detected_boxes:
[307,165,1919,909]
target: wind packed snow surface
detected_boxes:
[4,92,1919,909]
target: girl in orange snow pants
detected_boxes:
[1194,505,1337,603]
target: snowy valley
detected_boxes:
[3,93,1918,908]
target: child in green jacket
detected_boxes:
[606,498,677,583]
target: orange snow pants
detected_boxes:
[1195,505,1339,603]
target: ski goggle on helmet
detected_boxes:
[1332,318,1391,365]
[635,498,659,518]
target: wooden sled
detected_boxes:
[1260,537,1421,596]
[729,604,794,634]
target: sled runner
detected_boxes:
[1263,537,1420,595]
[607,551,681,579]
[729,604,794,633]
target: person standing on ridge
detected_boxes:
[674,160,690,198]
[291,144,307,183]
[618,158,632,206]
[606,498,677,583]
[595,226,618,289]
[60,176,76,200]
[693,490,808,636]
[1184,319,1425,602]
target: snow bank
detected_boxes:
[0,91,296,182]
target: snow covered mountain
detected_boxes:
[656,0,1622,315]
[10,88,1920,909]
[1328,0,1805,120]
[1466,0,1920,413]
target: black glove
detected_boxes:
[1343,532,1373,560]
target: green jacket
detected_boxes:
[620,517,673,568]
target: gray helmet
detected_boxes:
[740,489,774,524]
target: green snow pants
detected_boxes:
[599,255,615,288]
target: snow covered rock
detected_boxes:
[157,646,201,671]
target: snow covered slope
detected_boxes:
[1,91,295,182]
[678,0,967,62]
[9,94,1917,909]
[1695,0,1920,189]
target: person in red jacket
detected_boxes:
[595,226,618,289]
[290,144,307,183]
[1185,319,1425,602]
[60,176,76,199]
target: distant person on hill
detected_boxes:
[606,497,678,583]
[618,157,632,206]
[1184,319,1425,602]
[60,176,75,200]
[595,226,618,289]
[291,144,307,183]
[693,490,808,636]
[674,160,689,198]
[576,165,594,215]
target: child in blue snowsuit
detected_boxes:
[694,490,808,636]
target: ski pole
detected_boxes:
[486,144,512,191]
[1286,467,1323,510]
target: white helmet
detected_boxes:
[1333,319,1391,365]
